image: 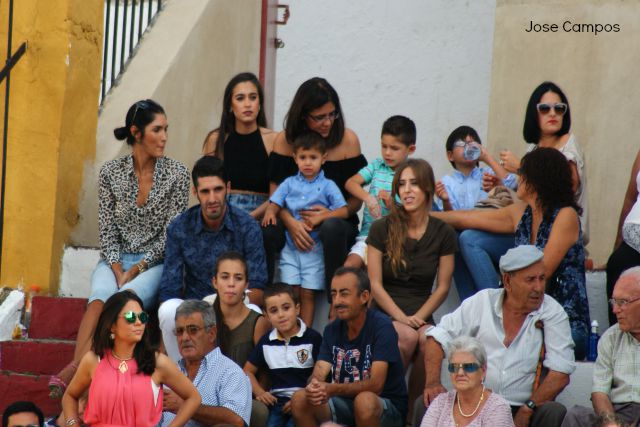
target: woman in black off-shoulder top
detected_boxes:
[264,77,366,295]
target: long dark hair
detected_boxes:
[113,99,165,146]
[386,159,435,276]
[519,147,581,219]
[284,77,345,149]
[206,72,267,158]
[522,81,571,144]
[212,251,249,355]
[93,292,156,375]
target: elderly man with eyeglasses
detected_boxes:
[561,267,640,427]
[158,300,252,427]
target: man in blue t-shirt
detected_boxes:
[290,267,407,427]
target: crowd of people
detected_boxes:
[27,73,640,427]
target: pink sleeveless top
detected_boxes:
[84,351,163,427]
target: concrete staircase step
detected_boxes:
[0,372,60,416]
[0,340,74,375]
[29,296,87,340]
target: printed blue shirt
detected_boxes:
[270,170,346,246]
[159,347,252,427]
[158,204,267,303]
[438,167,517,211]
[357,157,395,237]
[318,309,408,419]
[248,319,322,400]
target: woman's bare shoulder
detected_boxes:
[260,127,278,153]
[272,131,293,155]
[342,128,362,156]
[202,130,219,156]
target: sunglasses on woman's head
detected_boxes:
[122,311,149,324]
[536,102,567,116]
[447,362,481,373]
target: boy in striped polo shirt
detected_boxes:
[344,115,416,269]
[244,283,322,427]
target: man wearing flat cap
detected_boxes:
[420,245,575,427]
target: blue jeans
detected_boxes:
[267,400,294,427]
[88,253,163,309]
[329,396,403,427]
[227,193,267,214]
[454,230,515,301]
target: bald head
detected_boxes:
[612,268,640,337]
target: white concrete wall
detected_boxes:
[273,0,497,181]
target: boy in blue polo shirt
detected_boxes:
[263,132,348,327]
[244,283,322,427]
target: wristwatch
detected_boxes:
[525,399,537,411]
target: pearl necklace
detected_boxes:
[112,351,133,374]
[456,385,485,418]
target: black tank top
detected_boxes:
[224,129,269,194]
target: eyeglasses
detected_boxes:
[173,324,209,336]
[608,295,640,309]
[122,311,149,324]
[131,100,152,124]
[453,140,477,148]
[447,362,481,374]
[536,102,568,116]
[11,424,39,427]
[308,111,339,124]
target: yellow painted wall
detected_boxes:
[488,0,640,265]
[0,0,102,292]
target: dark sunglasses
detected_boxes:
[536,102,567,116]
[122,310,149,324]
[447,362,481,374]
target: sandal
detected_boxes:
[48,361,78,399]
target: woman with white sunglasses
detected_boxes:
[421,336,513,427]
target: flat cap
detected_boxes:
[499,245,544,273]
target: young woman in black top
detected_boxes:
[203,72,277,219]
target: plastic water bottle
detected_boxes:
[463,142,481,161]
[587,320,599,361]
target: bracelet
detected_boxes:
[66,418,79,427]
[137,262,146,273]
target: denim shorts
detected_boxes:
[278,242,324,290]
[88,253,163,309]
[227,193,268,214]
[329,395,403,427]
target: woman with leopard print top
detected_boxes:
[50,99,190,399]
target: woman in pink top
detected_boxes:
[421,336,514,427]
[62,292,200,427]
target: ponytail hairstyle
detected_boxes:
[212,251,249,355]
[205,72,267,158]
[113,99,165,146]
[386,159,435,276]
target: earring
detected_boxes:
[110,333,115,340]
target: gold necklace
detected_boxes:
[112,351,133,374]
[456,385,485,418]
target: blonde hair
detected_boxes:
[386,159,435,275]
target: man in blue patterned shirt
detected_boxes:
[160,300,252,427]
[158,156,267,362]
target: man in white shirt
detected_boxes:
[561,267,640,426]
[422,245,575,427]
